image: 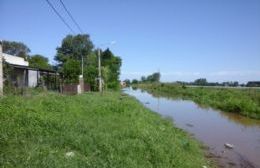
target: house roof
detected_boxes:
[7,63,58,74]
[2,53,29,66]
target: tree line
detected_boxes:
[2,34,122,91]
[124,72,161,86]
[176,78,240,87]
[125,75,259,87]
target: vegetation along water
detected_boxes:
[135,83,260,119]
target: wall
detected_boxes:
[28,70,38,87]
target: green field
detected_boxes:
[0,91,212,168]
[136,83,260,119]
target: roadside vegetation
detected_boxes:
[0,91,212,168]
[55,34,121,90]
[135,83,260,119]
[3,36,122,92]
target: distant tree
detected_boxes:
[234,81,239,87]
[2,40,30,60]
[146,72,161,82]
[132,79,139,84]
[152,72,160,82]
[221,81,239,87]
[194,78,207,86]
[246,81,260,87]
[123,79,131,86]
[146,75,152,82]
[240,83,246,87]
[207,82,218,86]
[28,54,51,69]
[141,76,146,83]
[176,81,189,85]
[222,82,228,86]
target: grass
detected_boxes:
[136,83,260,119]
[0,91,212,168]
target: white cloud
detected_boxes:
[110,41,117,45]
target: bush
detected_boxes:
[63,59,81,84]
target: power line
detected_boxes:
[45,0,75,34]
[59,0,84,34]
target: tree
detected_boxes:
[132,79,139,84]
[152,72,160,82]
[28,54,51,69]
[84,52,98,90]
[141,76,146,83]
[62,59,81,83]
[146,72,161,82]
[101,48,113,66]
[101,48,122,90]
[55,34,94,67]
[102,66,110,89]
[55,35,122,90]
[194,78,207,86]
[55,34,94,83]
[84,66,98,91]
[2,40,30,59]
[123,79,131,86]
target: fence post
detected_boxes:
[78,75,84,94]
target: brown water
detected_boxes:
[124,87,260,168]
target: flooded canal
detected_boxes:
[124,87,260,168]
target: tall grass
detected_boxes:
[0,92,212,167]
[136,83,260,119]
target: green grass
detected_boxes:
[136,83,260,119]
[0,91,212,168]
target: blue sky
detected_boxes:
[1,0,260,83]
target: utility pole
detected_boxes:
[81,55,84,77]
[0,41,3,96]
[96,41,115,93]
[78,44,84,94]
[78,54,84,94]
[98,48,102,93]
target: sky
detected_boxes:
[1,0,260,83]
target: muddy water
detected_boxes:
[124,88,260,168]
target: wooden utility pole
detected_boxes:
[81,55,84,77]
[0,41,3,96]
[98,49,102,93]
[79,54,84,94]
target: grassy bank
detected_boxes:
[0,92,212,167]
[136,83,260,119]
